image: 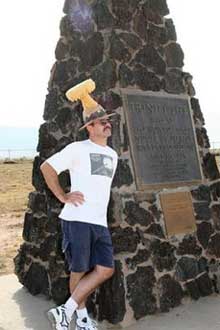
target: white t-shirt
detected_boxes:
[46,139,118,227]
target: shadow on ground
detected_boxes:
[12,287,53,330]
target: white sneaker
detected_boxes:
[75,317,98,330]
[47,304,71,330]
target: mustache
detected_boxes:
[104,125,111,130]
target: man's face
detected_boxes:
[88,117,112,138]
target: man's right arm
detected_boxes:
[40,162,85,206]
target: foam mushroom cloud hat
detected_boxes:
[65,79,116,130]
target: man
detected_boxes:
[40,79,118,330]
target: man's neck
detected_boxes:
[89,136,107,147]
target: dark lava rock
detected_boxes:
[109,32,131,62]
[107,115,121,155]
[133,46,166,75]
[164,69,185,94]
[86,292,97,319]
[107,194,115,227]
[149,204,161,221]
[98,91,122,111]
[145,223,165,239]
[185,280,201,300]
[32,156,47,192]
[203,153,220,180]
[127,266,157,319]
[144,0,169,16]
[14,243,30,285]
[164,43,184,68]
[133,10,148,39]
[119,32,142,50]
[165,18,177,41]
[123,124,129,152]
[28,191,47,214]
[197,222,214,249]
[159,275,184,312]
[91,60,117,93]
[23,212,47,244]
[195,127,210,148]
[201,127,210,148]
[112,0,133,29]
[186,270,213,299]
[55,37,69,61]
[78,32,104,70]
[151,240,176,272]
[211,204,220,230]
[126,249,151,270]
[148,24,168,46]
[208,233,220,258]
[191,98,205,124]
[177,236,202,256]
[193,202,211,221]
[92,0,115,30]
[69,34,84,58]
[143,6,163,25]
[43,88,62,121]
[45,208,61,234]
[111,227,140,254]
[51,277,70,305]
[51,59,77,91]
[134,65,161,91]
[38,236,58,262]
[49,256,67,280]
[112,159,133,188]
[63,1,94,34]
[60,15,80,39]
[196,273,213,296]
[54,107,74,131]
[210,182,220,201]
[24,263,49,296]
[191,185,211,203]
[198,257,208,273]
[175,257,199,281]
[118,64,134,88]
[97,260,126,324]
[124,200,154,226]
[183,72,196,96]
[37,123,58,155]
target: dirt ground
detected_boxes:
[0,213,24,275]
[0,159,33,275]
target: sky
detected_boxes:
[0,0,220,147]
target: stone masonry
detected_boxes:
[15,0,220,327]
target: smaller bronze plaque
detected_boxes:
[160,191,196,236]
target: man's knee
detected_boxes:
[95,266,115,281]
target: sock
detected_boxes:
[76,307,89,320]
[64,297,78,319]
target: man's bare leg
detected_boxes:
[72,265,114,305]
[69,271,86,309]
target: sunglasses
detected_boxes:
[89,119,114,127]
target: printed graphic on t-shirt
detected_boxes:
[90,153,114,178]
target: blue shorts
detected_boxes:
[61,220,114,273]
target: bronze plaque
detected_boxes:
[122,90,203,190]
[160,191,196,236]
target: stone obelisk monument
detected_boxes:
[15,0,220,326]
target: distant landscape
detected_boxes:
[0,126,38,159]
